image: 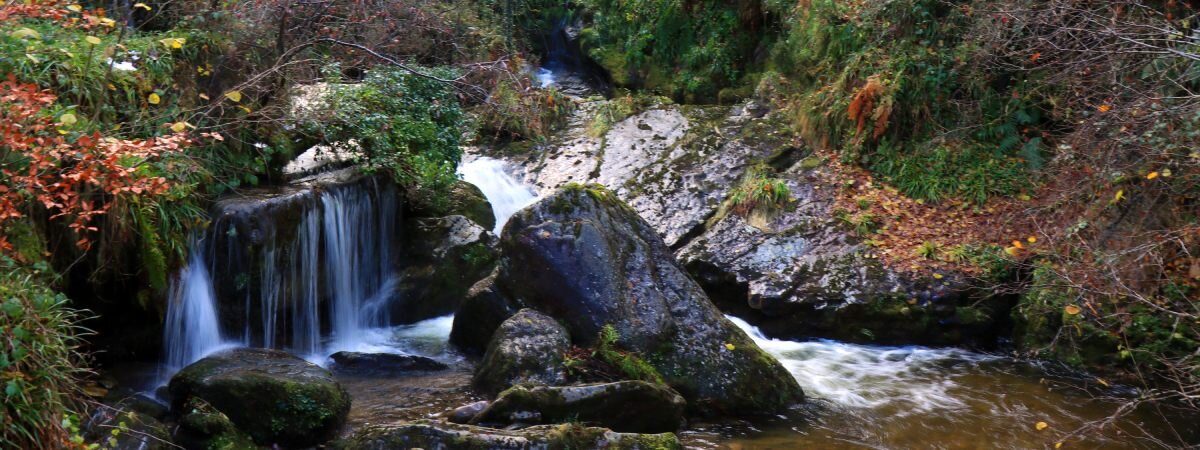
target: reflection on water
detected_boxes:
[687,317,1200,449]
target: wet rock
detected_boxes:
[394,214,498,322]
[473,381,686,433]
[173,398,257,450]
[168,348,350,447]
[473,309,570,395]
[497,185,803,415]
[409,180,497,231]
[341,420,681,450]
[449,269,522,355]
[329,351,448,374]
[84,406,172,450]
[447,400,490,424]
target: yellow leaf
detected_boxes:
[85,35,101,45]
[169,121,192,133]
[67,4,82,12]
[1096,378,1109,387]
[933,273,943,279]
[1027,236,1037,243]
[1012,240,1024,249]
[1004,246,1018,256]
[238,105,252,113]
[10,28,41,39]
[1162,168,1172,177]
[99,17,116,27]
[133,2,151,10]
[198,93,210,100]
[159,38,186,49]
[224,90,242,102]
[724,343,735,351]
[1146,171,1159,180]
[1064,305,1081,315]
[1036,421,1049,431]
[1113,190,1124,203]
[148,93,160,105]
[1055,443,1063,449]
[58,113,77,126]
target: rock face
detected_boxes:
[168,348,351,447]
[449,269,522,355]
[329,351,448,374]
[496,186,803,415]
[473,381,686,433]
[342,420,681,450]
[481,101,998,346]
[394,214,497,322]
[473,309,570,395]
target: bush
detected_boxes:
[0,260,90,450]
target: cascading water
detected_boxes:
[457,157,538,234]
[160,179,401,376]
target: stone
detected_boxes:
[167,348,351,447]
[449,269,522,355]
[496,185,803,415]
[173,398,257,450]
[472,381,686,433]
[329,351,448,374]
[341,420,681,450]
[393,214,498,322]
[473,309,570,396]
[447,401,490,424]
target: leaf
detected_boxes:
[224,90,242,102]
[1162,168,1172,177]
[724,343,735,351]
[1064,305,1081,315]
[1035,421,1049,431]
[25,53,39,63]
[1146,171,1159,180]
[10,28,41,39]
[198,93,210,100]
[1097,104,1111,113]
[84,35,101,45]
[169,122,189,133]
[148,93,160,105]
[59,113,77,126]
[5,380,18,397]
[99,17,116,27]
[1112,189,1124,204]
[159,37,186,49]
[1096,378,1109,387]
[67,4,82,12]
[1027,236,1036,243]
[133,2,151,10]
[1055,443,1063,449]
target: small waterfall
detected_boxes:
[458,157,538,234]
[162,251,228,373]
[160,179,401,374]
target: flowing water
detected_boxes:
[677,317,1200,449]
[457,157,539,234]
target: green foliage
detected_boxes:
[729,167,791,216]
[303,65,465,208]
[769,0,1051,204]
[474,77,573,142]
[835,209,878,235]
[567,325,665,385]
[914,241,940,260]
[0,259,90,450]
[579,0,767,101]
[584,93,653,137]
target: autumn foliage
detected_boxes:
[0,75,191,251]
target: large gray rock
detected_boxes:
[329,351,448,374]
[450,269,522,355]
[168,348,351,447]
[342,420,681,450]
[394,214,498,322]
[472,381,686,433]
[496,185,803,415]
[473,309,570,395]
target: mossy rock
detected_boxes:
[473,309,570,395]
[450,269,522,355]
[172,398,257,450]
[168,348,351,447]
[409,180,496,230]
[339,420,681,450]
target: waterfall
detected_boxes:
[160,179,400,373]
[458,157,538,235]
[162,250,228,373]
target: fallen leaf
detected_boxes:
[1113,190,1125,203]
[133,2,151,10]
[224,90,242,102]
[1162,168,1172,177]
[59,113,77,126]
[84,35,101,45]
[1027,236,1037,243]
[1064,305,1082,315]
[724,343,735,351]
[1036,421,1049,431]
[67,4,82,12]
[1098,104,1111,113]
[148,93,160,105]
[1146,171,1159,180]
[10,28,40,39]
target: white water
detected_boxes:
[535,68,556,88]
[458,157,539,234]
[728,316,999,414]
[161,182,401,376]
[161,251,234,374]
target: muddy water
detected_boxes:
[679,317,1200,449]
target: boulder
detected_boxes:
[472,381,686,433]
[473,309,570,395]
[496,185,803,415]
[341,420,681,450]
[449,269,522,355]
[394,215,498,322]
[84,406,171,450]
[446,400,490,424]
[172,398,257,450]
[329,351,448,374]
[168,348,351,447]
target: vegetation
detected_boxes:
[564,325,665,385]
[729,166,791,216]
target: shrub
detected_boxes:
[730,167,791,216]
[0,259,90,450]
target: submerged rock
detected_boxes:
[496,185,803,415]
[449,269,523,355]
[341,420,681,450]
[473,309,570,395]
[329,351,448,374]
[168,348,351,447]
[472,381,686,433]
